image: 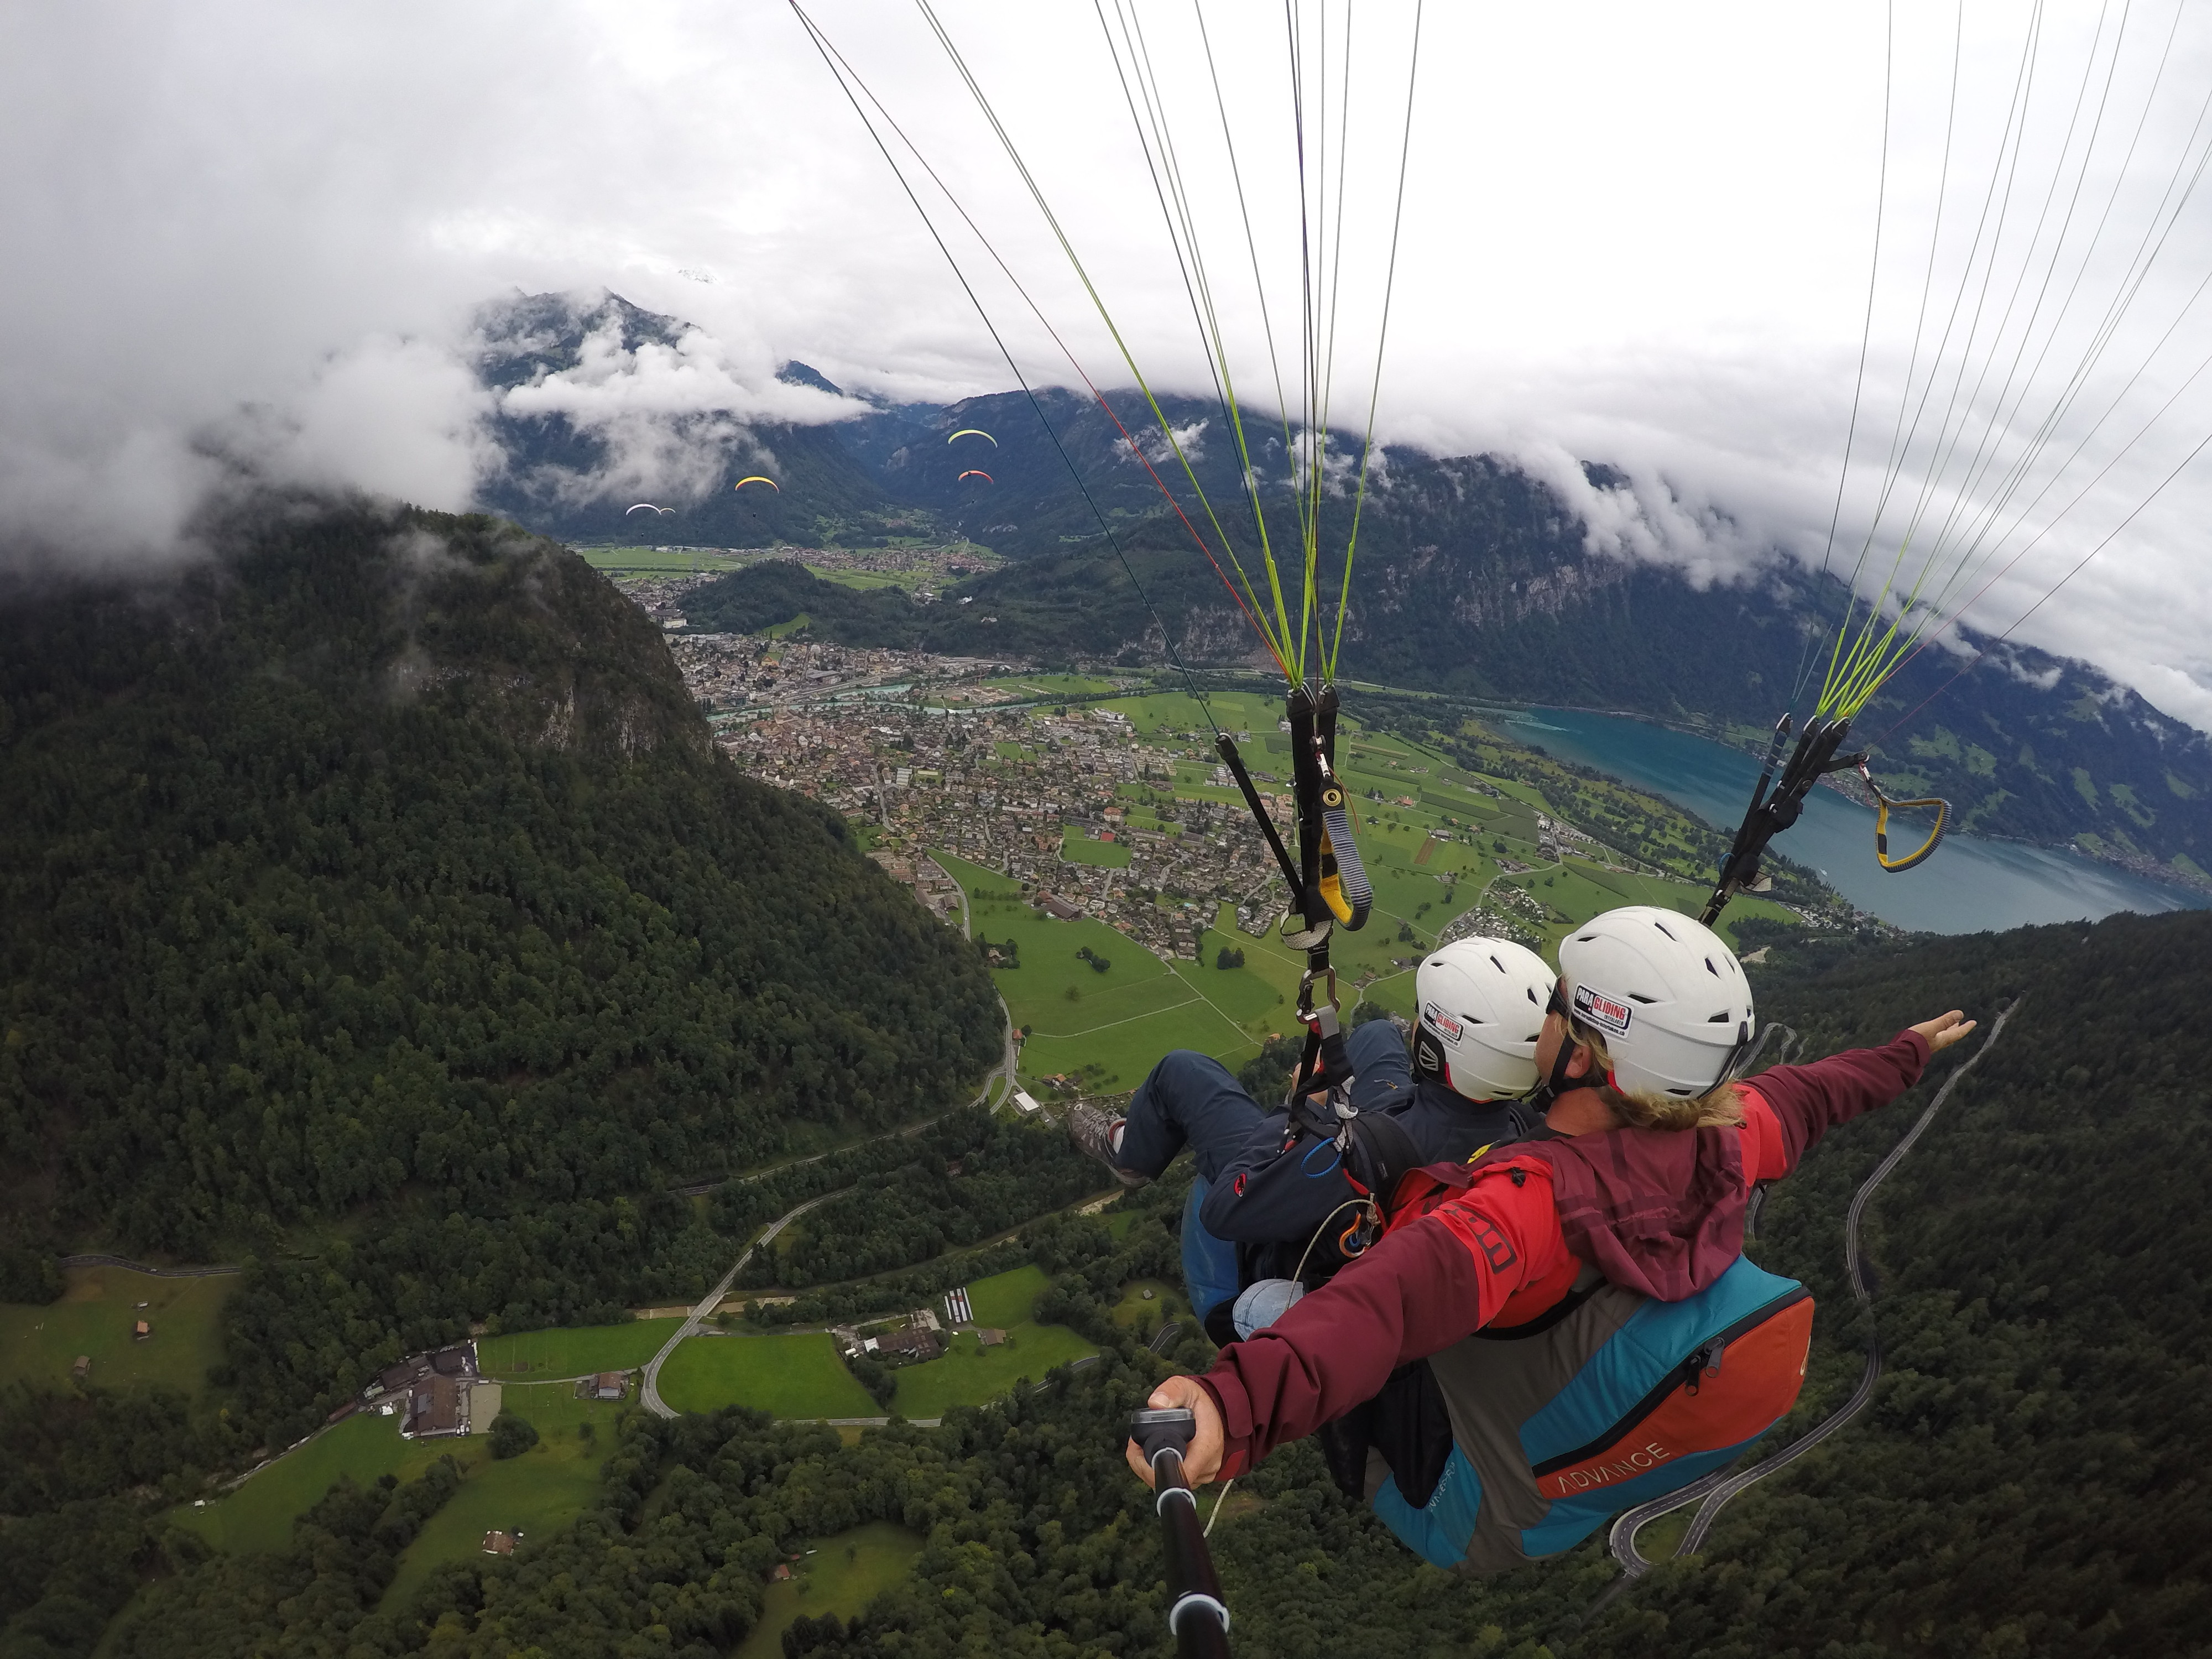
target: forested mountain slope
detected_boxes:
[0,496,1000,1386]
[45,907,2212,1659]
[474,293,921,551]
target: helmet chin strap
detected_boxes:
[1527,1032,1592,1115]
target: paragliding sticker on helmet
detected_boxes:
[1572,985,1634,1039]
[1422,1003,1462,1042]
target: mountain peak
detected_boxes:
[474,289,691,390]
[778,360,845,397]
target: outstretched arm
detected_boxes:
[1739,1013,1971,1180]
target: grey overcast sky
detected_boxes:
[7,2,2212,726]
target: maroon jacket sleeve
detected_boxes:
[1740,1028,1931,1180]
[1194,1165,1568,1478]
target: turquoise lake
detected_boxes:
[1489,707,2208,935]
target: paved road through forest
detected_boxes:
[640,1187,853,1419]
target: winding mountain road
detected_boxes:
[640,1187,853,1419]
[1606,1003,2016,1579]
[59,1255,239,1277]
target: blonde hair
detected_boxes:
[1569,1019,1745,1132]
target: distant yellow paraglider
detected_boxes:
[734,476,780,492]
[957,469,994,484]
[946,429,998,446]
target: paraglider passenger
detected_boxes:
[1067,938,1554,1335]
[1119,906,1980,1577]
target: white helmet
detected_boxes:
[1413,937,1555,1100]
[1558,907,1753,1099]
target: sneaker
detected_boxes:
[1065,1102,1149,1189]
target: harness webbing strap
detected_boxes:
[1317,792,1373,929]
[1215,732,1303,906]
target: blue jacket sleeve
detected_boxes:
[1196,1112,1363,1245]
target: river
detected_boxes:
[1489,707,2208,934]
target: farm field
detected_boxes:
[384,1381,629,1606]
[176,1381,631,1563]
[477,1318,684,1380]
[658,1333,877,1419]
[890,1322,1095,1420]
[963,1264,1050,1327]
[892,1262,1097,1418]
[1060,826,1131,868]
[732,1522,925,1659]
[934,852,1259,1091]
[1111,1279,1192,1337]
[0,1265,231,1396]
[177,1413,437,1553]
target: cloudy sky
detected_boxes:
[8,2,2212,726]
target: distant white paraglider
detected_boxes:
[625,503,676,516]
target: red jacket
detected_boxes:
[1196,1030,1932,1478]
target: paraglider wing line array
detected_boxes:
[1802,0,2212,740]
[787,0,1248,726]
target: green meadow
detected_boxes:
[178,1413,435,1554]
[934,852,1259,1089]
[891,1265,1095,1420]
[383,1382,627,1606]
[1060,826,1132,868]
[1110,1278,1192,1338]
[732,1522,925,1659]
[176,1380,630,1573]
[0,1265,231,1396]
[477,1318,683,1380]
[657,1333,878,1418]
[963,1264,1050,1327]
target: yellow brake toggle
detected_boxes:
[1315,783,1373,930]
[1859,759,1950,873]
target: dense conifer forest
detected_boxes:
[8,491,2210,1657]
[13,893,2209,1655]
[0,496,1018,1653]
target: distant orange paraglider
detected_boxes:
[958,470,994,484]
